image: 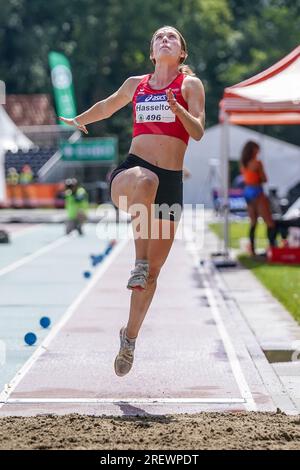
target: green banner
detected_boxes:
[48,52,77,125]
[60,138,117,162]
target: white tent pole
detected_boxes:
[0,146,6,204]
[260,125,269,194]
[221,113,230,257]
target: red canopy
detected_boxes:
[219,45,300,125]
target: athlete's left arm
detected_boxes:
[166,76,205,141]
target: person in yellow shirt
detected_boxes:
[6,167,19,185]
[6,167,19,207]
[64,178,89,235]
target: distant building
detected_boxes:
[4,94,56,127]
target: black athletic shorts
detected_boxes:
[109,153,183,222]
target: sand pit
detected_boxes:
[0,412,299,450]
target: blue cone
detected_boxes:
[40,317,51,329]
[24,332,37,346]
[92,254,104,266]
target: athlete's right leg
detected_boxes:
[110,165,159,268]
[111,166,159,225]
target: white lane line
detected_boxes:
[185,231,257,412]
[0,237,129,407]
[0,235,70,277]
[202,278,257,412]
[3,398,246,405]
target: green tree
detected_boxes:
[0,0,299,151]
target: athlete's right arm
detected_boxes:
[59,76,141,132]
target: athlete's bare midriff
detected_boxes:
[128,134,187,170]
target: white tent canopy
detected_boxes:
[0,105,33,151]
[220,45,300,125]
[230,58,300,104]
[225,51,300,104]
[183,124,300,208]
[0,105,34,202]
[218,46,300,256]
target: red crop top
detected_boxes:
[132,72,190,145]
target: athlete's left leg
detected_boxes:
[114,218,179,376]
[126,218,179,339]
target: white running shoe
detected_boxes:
[114,327,136,377]
[126,261,149,291]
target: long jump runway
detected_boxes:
[0,224,289,417]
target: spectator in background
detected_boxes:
[6,167,19,208]
[19,164,34,208]
[240,141,276,256]
[6,167,19,185]
[268,187,282,219]
[19,164,33,184]
[64,178,89,236]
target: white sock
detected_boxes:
[135,259,149,266]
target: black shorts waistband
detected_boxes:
[127,153,183,181]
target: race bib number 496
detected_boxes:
[135,93,175,123]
